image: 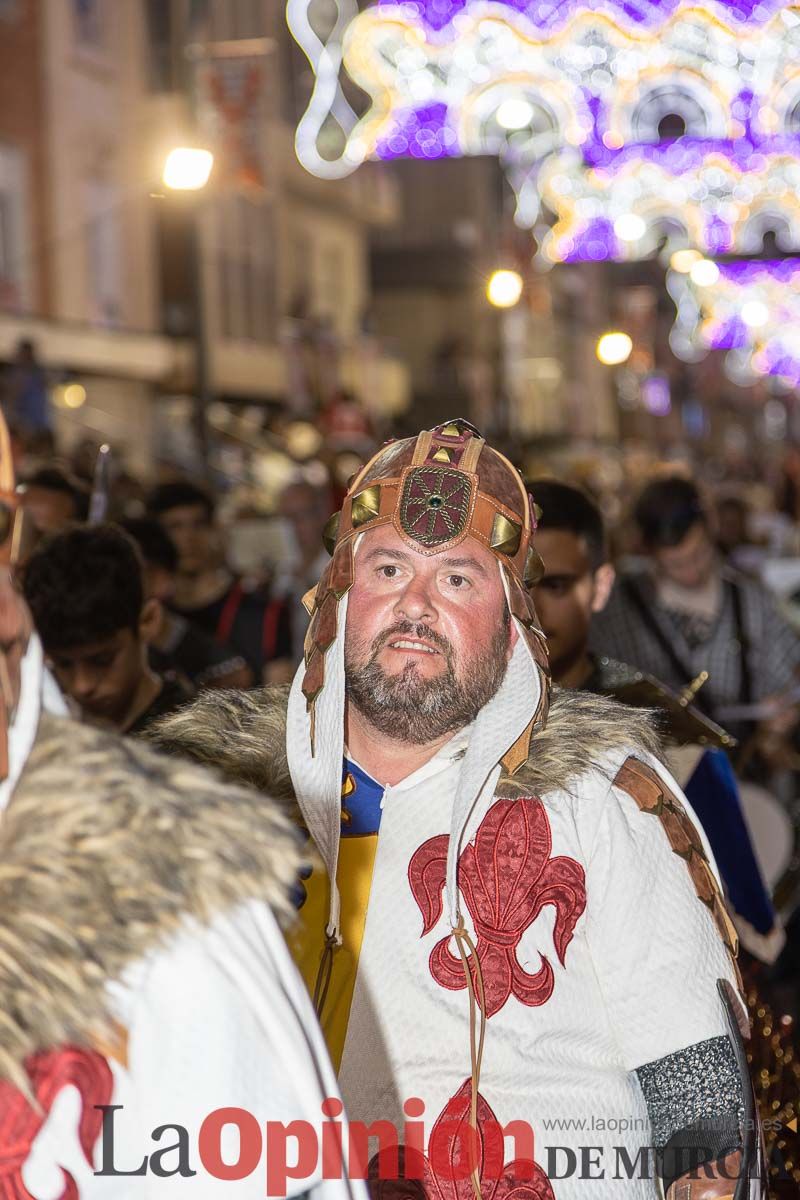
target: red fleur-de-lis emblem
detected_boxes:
[0,1046,113,1199]
[408,798,586,1017]
[368,1081,555,1200]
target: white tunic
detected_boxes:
[21,900,365,1200]
[336,744,739,1199]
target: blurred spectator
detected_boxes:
[273,479,331,661]
[121,516,253,691]
[591,476,800,751]
[5,339,51,438]
[530,479,784,966]
[715,495,767,577]
[148,481,294,683]
[23,524,193,735]
[526,479,615,687]
[18,466,90,538]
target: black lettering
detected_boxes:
[94,1106,148,1176]
[150,1125,196,1178]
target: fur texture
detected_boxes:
[0,713,302,1090]
[150,684,661,802]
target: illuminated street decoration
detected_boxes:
[667,260,800,387]
[288,1,800,257]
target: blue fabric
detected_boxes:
[685,748,776,936]
[340,757,385,836]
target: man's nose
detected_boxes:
[70,667,97,700]
[394,576,437,624]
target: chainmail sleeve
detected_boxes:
[636,1034,744,1192]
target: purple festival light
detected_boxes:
[717,260,800,284]
[374,103,458,160]
[374,0,785,36]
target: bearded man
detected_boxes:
[154,420,764,1199]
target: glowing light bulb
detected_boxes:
[495,98,535,131]
[63,383,86,409]
[690,259,720,287]
[614,213,646,241]
[162,147,214,191]
[596,332,633,365]
[670,249,703,274]
[487,269,523,308]
[741,300,769,328]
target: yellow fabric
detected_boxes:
[287,833,379,1069]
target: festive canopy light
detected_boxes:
[596,331,633,365]
[670,249,703,274]
[289,1,800,261]
[487,269,524,308]
[667,259,800,387]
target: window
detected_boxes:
[0,144,29,312]
[216,195,275,343]
[85,179,123,327]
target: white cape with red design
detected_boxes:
[334,740,739,1200]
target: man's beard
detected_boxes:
[345,618,510,745]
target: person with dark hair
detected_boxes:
[526,479,615,687]
[120,516,253,691]
[591,474,800,747]
[18,465,90,538]
[22,523,192,735]
[531,480,783,956]
[148,480,294,683]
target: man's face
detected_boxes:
[532,529,613,679]
[158,504,214,576]
[344,524,513,743]
[48,628,145,728]
[280,484,328,558]
[652,521,716,590]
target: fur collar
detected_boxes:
[0,713,302,1090]
[150,684,661,801]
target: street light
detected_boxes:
[596,331,633,366]
[163,147,214,191]
[487,269,523,308]
[162,145,214,478]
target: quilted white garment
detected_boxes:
[335,745,740,1200]
[22,899,367,1200]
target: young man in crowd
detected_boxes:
[154,420,762,1197]
[148,480,294,682]
[19,464,90,539]
[23,523,192,736]
[592,475,800,750]
[121,516,253,691]
[529,479,782,958]
[274,478,333,661]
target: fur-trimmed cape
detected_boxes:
[149,684,662,801]
[0,713,303,1091]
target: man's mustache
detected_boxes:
[370,621,453,664]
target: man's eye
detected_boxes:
[379,565,398,578]
[448,575,466,588]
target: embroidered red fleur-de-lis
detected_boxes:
[0,1046,113,1199]
[367,1080,555,1200]
[408,797,586,1017]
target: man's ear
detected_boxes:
[507,615,519,660]
[591,563,616,613]
[139,597,162,646]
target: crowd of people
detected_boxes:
[3,411,800,1195]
